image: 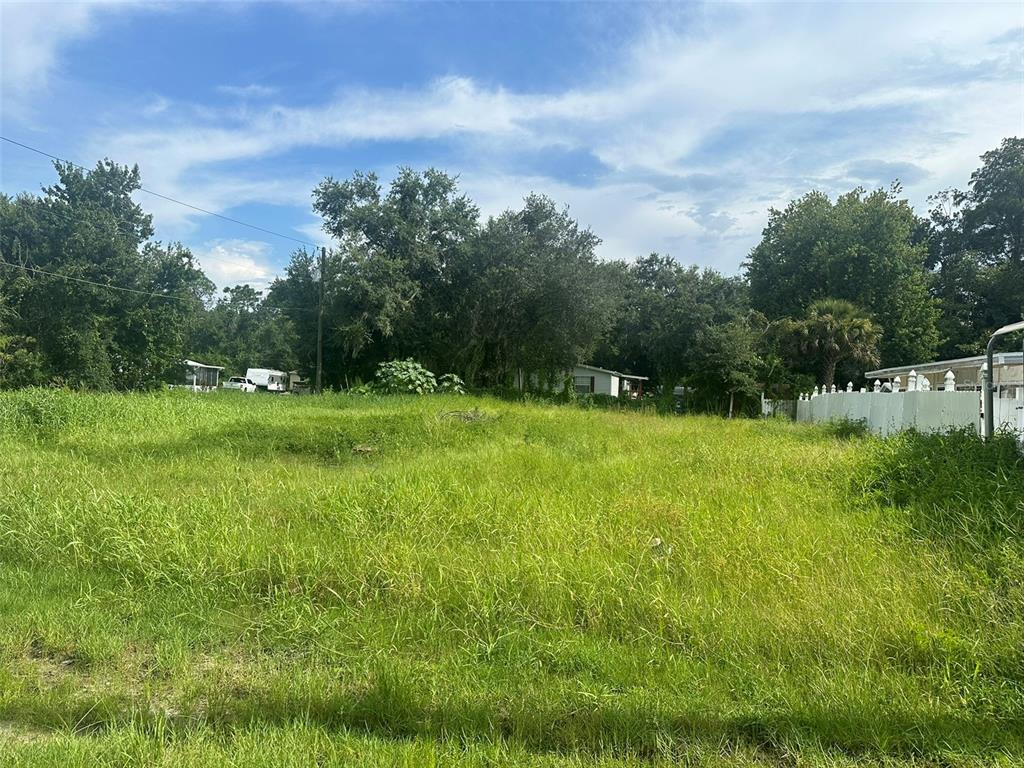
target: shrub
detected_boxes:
[437,373,466,394]
[374,359,437,395]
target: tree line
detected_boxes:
[1,138,1021,412]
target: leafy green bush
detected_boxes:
[374,359,437,394]
[436,373,466,394]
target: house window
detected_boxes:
[574,376,594,394]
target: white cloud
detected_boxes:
[295,219,338,249]
[45,2,1022,269]
[194,238,277,290]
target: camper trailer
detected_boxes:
[245,367,287,393]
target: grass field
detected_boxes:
[0,389,1021,766]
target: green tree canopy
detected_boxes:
[0,160,211,389]
[777,298,881,390]
[746,186,939,366]
[923,137,1023,357]
[189,284,298,377]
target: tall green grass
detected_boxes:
[0,389,1020,766]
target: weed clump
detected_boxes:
[822,417,869,440]
[857,428,1023,543]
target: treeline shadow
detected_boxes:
[4,676,1022,762]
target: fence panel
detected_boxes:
[794,390,982,436]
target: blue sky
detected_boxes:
[1,1,1021,289]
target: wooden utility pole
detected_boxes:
[315,246,325,394]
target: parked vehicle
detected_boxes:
[245,368,287,393]
[223,376,257,393]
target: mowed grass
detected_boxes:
[0,389,1020,766]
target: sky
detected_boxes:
[1,1,1021,290]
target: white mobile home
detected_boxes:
[245,367,287,393]
[570,364,647,398]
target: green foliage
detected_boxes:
[775,298,881,390]
[746,185,940,367]
[301,172,617,389]
[856,429,1024,667]
[0,333,44,388]
[1,139,1019,404]
[0,161,212,390]
[373,358,437,394]
[925,137,1024,357]
[821,417,870,440]
[436,372,466,394]
[451,195,616,388]
[311,168,480,374]
[599,255,759,411]
[857,428,1023,544]
[189,283,298,377]
[963,137,1024,267]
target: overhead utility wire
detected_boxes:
[1,258,194,302]
[0,257,318,313]
[2,137,319,312]
[1,136,326,250]
[11,179,319,287]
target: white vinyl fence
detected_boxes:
[793,370,1024,438]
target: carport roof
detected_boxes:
[865,352,1022,379]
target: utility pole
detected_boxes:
[315,246,325,394]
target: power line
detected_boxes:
[12,176,318,287]
[0,258,196,303]
[1,135,325,250]
[1,136,322,316]
[2,141,321,311]
[0,258,317,313]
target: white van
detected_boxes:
[245,368,287,393]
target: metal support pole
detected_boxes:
[984,319,1024,439]
[315,246,325,394]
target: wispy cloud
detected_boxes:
[217,84,279,99]
[1,2,97,116]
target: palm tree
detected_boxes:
[787,299,881,390]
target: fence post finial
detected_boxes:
[893,375,902,393]
[846,381,853,392]
[873,379,881,393]
[944,369,955,392]
[907,370,917,392]
[830,384,837,394]
[813,386,819,397]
